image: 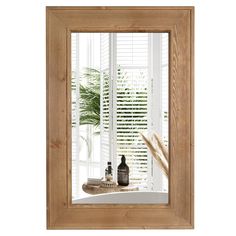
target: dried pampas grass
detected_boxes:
[153,132,168,161]
[140,132,169,177]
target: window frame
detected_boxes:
[47,6,194,229]
[72,33,105,199]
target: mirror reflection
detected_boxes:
[71,33,169,204]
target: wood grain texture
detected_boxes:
[46,6,194,229]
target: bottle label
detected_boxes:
[118,169,129,185]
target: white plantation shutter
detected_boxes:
[161,33,169,147]
[115,33,149,188]
[160,33,169,191]
[100,33,168,189]
[148,33,169,192]
[71,33,80,199]
[117,33,148,67]
[100,33,110,175]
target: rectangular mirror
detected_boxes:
[71,32,169,204]
[47,7,194,229]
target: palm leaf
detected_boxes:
[78,68,101,128]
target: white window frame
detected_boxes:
[73,33,103,198]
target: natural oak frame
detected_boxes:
[46,6,194,229]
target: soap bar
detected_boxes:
[87,177,102,185]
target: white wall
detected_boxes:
[1,0,236,235]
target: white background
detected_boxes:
[0,0,236,235]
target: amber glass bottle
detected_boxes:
[117,155,129,186]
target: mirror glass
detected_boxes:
[71,33,169,204]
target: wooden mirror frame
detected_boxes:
[46,6,194,229]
